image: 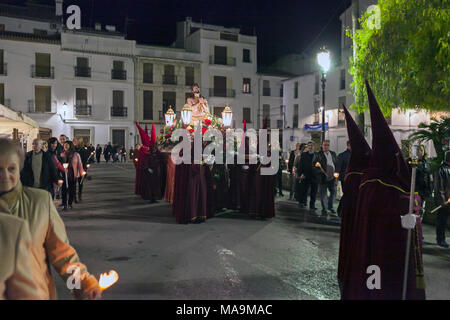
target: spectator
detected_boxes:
[288,143,301,200]
[336,141,351,216]
[112,144,119,163]
[74,138,89,203]
[0,138,101,300]
[434,150,450,248]
[57,134,67,155]
[313,140,338,216]
[0,213,40,300]
[95,144,102,163]
[60,141,85,211]
[296,141,318,211]
[293,143,307,201]
[48,137,65,200]
[120,146,127,163]
[104,143,112,163]
[20,139,58,196]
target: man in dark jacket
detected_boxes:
[74,138,89,202]
[336,141,351,216]
[95,145,102,163]
[20,139,58,196]
[434,150,450,248]
[288,143,301,200]
[56,134,67,156]
[104,143,112,163]
[313,140,338,216]
[296,141,318,211]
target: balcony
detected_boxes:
[209,88,235,98]
[111,69,126,80]
[0,63,7,76]
[209,56,236,67]
[162,74,177,85]
[28,100,52,113]
[74,66,91,78]
[75,105,92,116]
[143,72,153,84]
[111,106,128,117]
[31,65,54,78]
[263,87,271,96]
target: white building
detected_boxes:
[280,0,432,156]
[174,17,259,129]
[0,2,136,150]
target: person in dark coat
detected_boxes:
[434,151,450,247]
[20,139,58,196]
[296,141,318,211]
[336,141,351,216]
[56,134,67,156]
[313,140,338,215]
[74,138,89,202]
[104,143,112,163]
[95,144,102,163]
[288,143,301,200]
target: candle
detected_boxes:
[99,270,119,290]
[315,162,321,167]
[63,163,69,188]
[333,173,340,179]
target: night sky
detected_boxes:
[6,0,351,66]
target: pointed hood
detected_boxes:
[343,105,371,172]
[366,80,410,189]
[150,123,157,149]
[135,121,150,147]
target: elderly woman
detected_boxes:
[60,141,85,210]
[0,138,101,300]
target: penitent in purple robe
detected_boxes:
[338,105,372,299]
[345,81,425,300]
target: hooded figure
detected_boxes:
[338,105,372,299]
[142,123,162,203]
[135,122,150,197]
[346,81,425,300]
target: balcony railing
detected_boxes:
[143,72,153,83]
[209,88,235,98]
[111,106,128,117]
[74,66,91,78]
[111,69,126,80]
[162,74,177,85]
[28,99,52,113]
[263,87,271,96]
[209,56,236,66]
[75,105,92,116]
[31,65,54,78]
[0,63,7,76]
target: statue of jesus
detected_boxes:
[186,83,209,126]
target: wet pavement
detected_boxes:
[53,162,450,300]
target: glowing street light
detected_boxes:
[317,47,331,143]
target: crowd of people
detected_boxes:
[95,143,128,163]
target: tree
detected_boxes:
[348,0,450,115]
[409,117,450,164]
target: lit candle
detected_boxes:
[63,163,69,188]
[315,162,321,168]
[99,270,119,291]
[333,172,340,179]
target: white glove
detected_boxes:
[400,213,417,230]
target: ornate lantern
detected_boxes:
[165,105,176,127]
[181,104,192,126]
[222,105,233,127]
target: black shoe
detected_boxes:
[437,241,449,248]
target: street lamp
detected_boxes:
[317,48,331,143]
[221,105,233,128]
[165,105,176,127]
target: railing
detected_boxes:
[242,89,252,94]
[263,87,271,96]
[31,65,54,78]
[209,56,236,66]
[111,69,126,80]
[28,99,52,113]
[111,106,128,117]
[75,105,92,116]
[74,66,91,77]
[162,74,177,85]
[143,72,153,83]
[0,63,7,76]
[209,88,235,98]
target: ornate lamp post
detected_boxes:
[165,105,176,127]
[221,105,233,128]
[317,48,331,143]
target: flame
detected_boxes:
[333,173,340,179]
[99,270,119,290]
[63,163,69,169]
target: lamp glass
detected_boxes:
[317,50,331,73]
[222,106,233,127]
[181,104,192,125]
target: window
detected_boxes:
[33,29,48,36]
[185,92,192,103]
[263,104,270,128]
[143,90,153,120]
[75,57,90,77]
[185,66,195,86]
[113,60,124,70]
[243,78,251,93]
[0,24,5,32]
[294,81,298,99]
[162,91,176,115]
[243,108,251,123]
[0,50,4,75]
[76,88,88,106]
[280,85,283,97]
[112,129,125,149]
[213,76,227,97]
[338,96,346,126]
[112,90,124,107]
[340,69,346,90]
[143,63,153,83]
[74,129,91,146]
[35,85,51,112]
[314,74,320,95]
[35,53,51,77]
[112,60,126,80]
[293,104,299,128]
[163,65,176,84]
[263,80,270,96]
[0,83,4,105]
[214,46,228,65]
[213,106,223,118]
[243,49,250,63]
[220,33,238,41]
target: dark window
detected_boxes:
[220,33,238,41]
[185,66,195,86]
[338,96,346,127]
[35,53,51,77]
[294,81,298,99]
[163,65,176,84]
[340,69,346,90]
[0,83,4,105]
[243,108,251,123]
[162,91,176,115]
[0,50,4,75]
[112,129,125,149]
[76,88,88,106]
[263,104,271,128]
[243,78,251,93]
[243,49,250,63]
[112,60,126,80]
[35,85,51,112]
[143,63,153,83]
[75,57,90,77]
[263,80,270,96]
[213,76,227,97]
[214,46,227,65]
[280,85,283,97]
[293,104,299,128]
[143,90,153,120]
[112,90,124,107]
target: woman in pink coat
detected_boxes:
[60,141,85,211]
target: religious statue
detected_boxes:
[186,83,210,126]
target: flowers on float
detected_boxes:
[187,125,194,133]
[204,118,212,126]
[201,127,207,135]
